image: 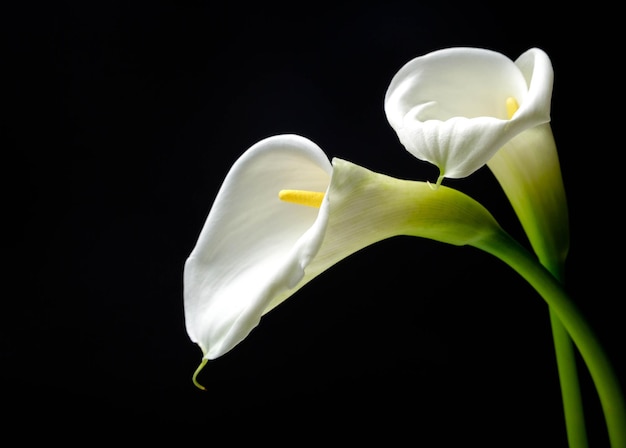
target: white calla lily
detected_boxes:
[184,134,504,370]
[384,47,553,182]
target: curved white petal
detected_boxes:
[384,47,553,179]
[184,135,332,359]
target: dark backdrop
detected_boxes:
[6,1,622,445]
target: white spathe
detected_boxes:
[384,47,553,180]
[183,135,332,359]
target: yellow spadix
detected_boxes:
[279,189,325,208]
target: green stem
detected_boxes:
[543,261,587,448]
[474,230,626,448]
[549,308,588,448]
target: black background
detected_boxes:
[5,1,623,444]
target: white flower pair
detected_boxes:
[184,47,568,375]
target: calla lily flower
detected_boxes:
[384,47,553,183]
[384,46,568,274]
[184,134,505,369]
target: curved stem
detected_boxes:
[193,358,208,391]
[474,230,626,448]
